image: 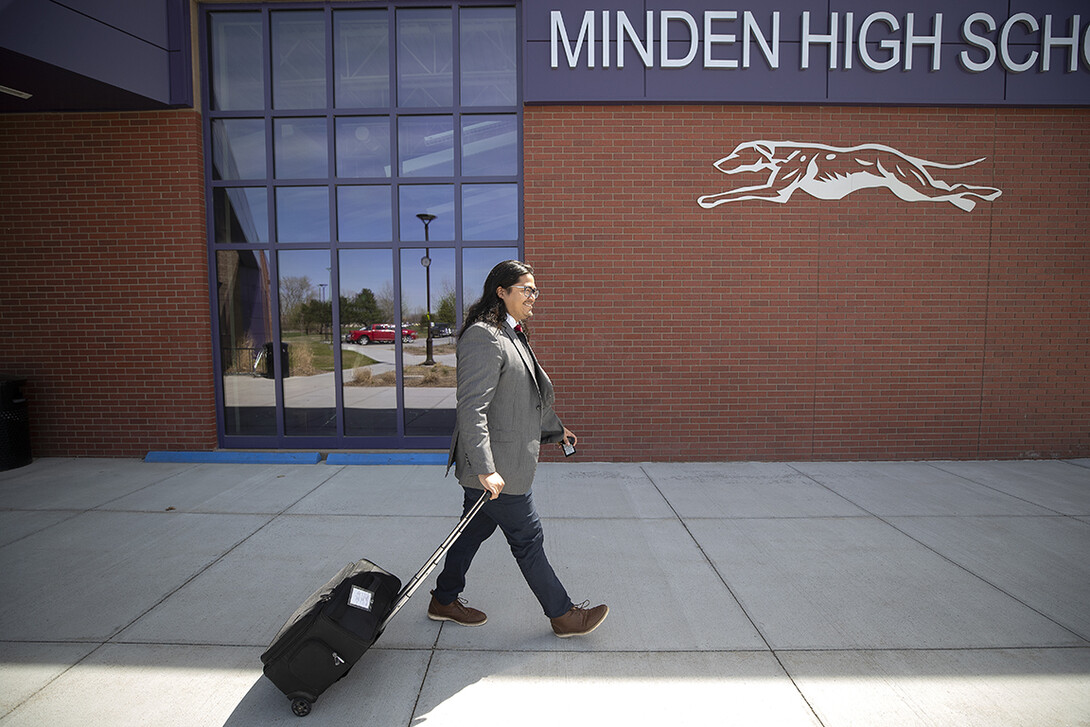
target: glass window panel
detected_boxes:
[400,247,456,437]
[205,3,521,447]
[272,11,327,109]
[461,115,517,176]
[209,13,264,111]
[398,116,453,177]
[460,7,517,106]
[462,247,520,313]
[278,250,335,436]
[218,249,276,435]
[276,187,330,242]
[398,185,454,241]
[335,10,390,108]
[462,184,518,240]
[212,119,266,180]
[397,9,452,108]
[214,187,269,243]
[335,117,391,178]
[337,186,391,241]
[339,248,397,436]
[274,118,329,179]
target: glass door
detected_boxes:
[339,248,398,437]
[400,246,456,437]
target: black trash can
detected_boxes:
[262,342,290,379]
[0,376,32,471]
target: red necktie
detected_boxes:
[514,324,523,332]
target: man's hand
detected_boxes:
[560,427,578,448]
[479,472,505,500]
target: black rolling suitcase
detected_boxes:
[261,490,489,717]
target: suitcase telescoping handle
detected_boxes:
[379,489,490,632]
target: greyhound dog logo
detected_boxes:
[697,141,1002,212]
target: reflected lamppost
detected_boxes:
[417,213,437,366]
[317,283,328,342]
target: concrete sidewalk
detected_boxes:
[1,457,1088,726]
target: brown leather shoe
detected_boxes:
[551,601,608,638]
[427,593,487,626]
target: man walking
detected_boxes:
[429,260,608,638]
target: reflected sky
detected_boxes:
[282,247,520,322]
[340,249,392,313]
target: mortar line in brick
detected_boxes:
[975,109,999,459]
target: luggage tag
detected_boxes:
[348,586,375,611]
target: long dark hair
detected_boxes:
[458,260,534,338]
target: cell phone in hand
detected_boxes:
[561,440,576,457]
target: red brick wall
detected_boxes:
[1,106,1084,461]
[526,106,1089,461]
[0,111,215,457]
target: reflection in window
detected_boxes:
[335,10,390,108]
[336,117,391,178]
[209,13,263,111]
[214,188,268,243]
[272,11,326,109]
[205,4,520,447]
[399,185,455,240]
[462,184,518,240]
[400,247,456,437]
[278,250,335,436]
[276,187,330,242]
[399,116,454,176]
[461,115,517,176]
[274,118,329,179]
[463,247,519,309]
[397,9,453,107]
[212,119,266,180]
[460,7,517,106]
[337,186,392,242]
[218,249,275,435]
[340,249,397,436]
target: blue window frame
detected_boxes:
[201,2,521,450]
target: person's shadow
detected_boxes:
[221,629,536,726]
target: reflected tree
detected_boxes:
[300,299,332,337]
[340,288,383,327]
[280,275,313,326]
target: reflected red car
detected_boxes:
[345,324,417,344]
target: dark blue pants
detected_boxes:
[433,487,573,619]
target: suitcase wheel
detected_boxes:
[291,698,313,717]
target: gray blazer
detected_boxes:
[446,320,565,495]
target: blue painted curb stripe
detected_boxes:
[145,451,322,464]
[326,452,447,465]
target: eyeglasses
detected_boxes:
[511,285,540,299]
